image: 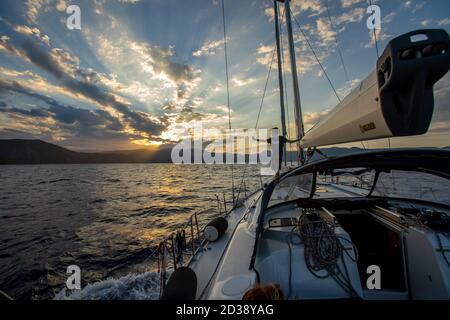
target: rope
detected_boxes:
[299,214,342,277]
[221,0,235,207]
[291,14,341,103]
[297,213,359,297]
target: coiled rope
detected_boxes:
[299,214,343,277]
[286,212,359,298]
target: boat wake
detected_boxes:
[54,271,162,300]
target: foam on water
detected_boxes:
[54,271,162,300]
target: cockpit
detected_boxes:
[250,149,450,299]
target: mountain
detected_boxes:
[0,139,369,165]
[0,139,172,164]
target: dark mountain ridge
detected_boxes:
[0,139,172,164]
[0,139,374,164]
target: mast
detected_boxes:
[274,0,287,165]
[283,0,305,163]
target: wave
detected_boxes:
[90,198,106,204]
[36,178,71,185]
[54,271,162,300]
[131,206,193,217]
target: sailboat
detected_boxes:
[158,0,450,300]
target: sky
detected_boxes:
[0,0,449,151]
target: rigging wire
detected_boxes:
[255,47,277,129]
[281,35,291,140]
[235,4,283,203]
[221,0,236,207]
[280,18,293,165]
[369,0,380,59]
[293,4,369,152]
[326,1,371,151]
[235,44,277,203]
[291,14,342,103]
[324,0,350,84]
[291,10,351,153]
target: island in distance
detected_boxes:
[0,139,373,165]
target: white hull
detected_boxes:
[188,181,450,300]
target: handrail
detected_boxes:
[0,289,13,301]
[150,188,262,298]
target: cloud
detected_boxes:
[421,19,431,27]
[89,29,209,133]
[303,109,331,130]
[438,18,450,26]
[0,66,109,109]
[316,18,336,43]
[334,7,365,26]
[0,36,29,60]
[176,106,205,123]
[364,29,391,49]
[0,80,170,145]
[0,100,50,118]
[25,0,140,25]
[256,23,332,75]
[260,4,366,77]
[341,0,364,8]
[94,0,105,15]
[0,127,46,140]
[403,1,425,13]
[56,0,67,12]
[148,45,198,87]
[13,24,51,46]
[232,77,255,87]
[0,37,168,140]
[118,81,158,102]
[255,44,275,67]
[336,78,361,98]
[291,0,324,17]
[383,12,397,24]
[265,0,324,20]
[192,38,228,57]
[118,0,141,3]
[25,0,52,24]
[96,34,200,99]
[19,40,68,78]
